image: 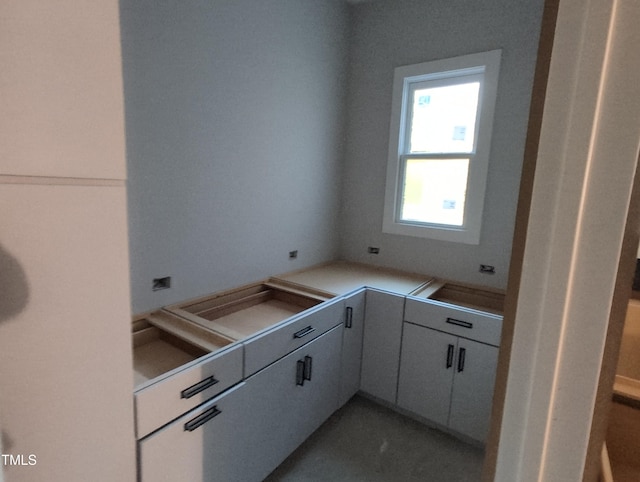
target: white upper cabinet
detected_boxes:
[0,1,127,180]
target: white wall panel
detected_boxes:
[0,1,127,180]
[0,183,135,482]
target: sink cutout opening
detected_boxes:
[414,282,505,315]
[133,326,209,387]
[176,284,324,338]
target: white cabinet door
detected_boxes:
[138,382,251,482]
[0,183,135,481]
[360,289,405,404]
[448,338,499,442]
[338,289,366,407]
[1,1,127,179]
[240,325,343,481]
[397,322,457,428]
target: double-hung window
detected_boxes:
[383,50,501,244]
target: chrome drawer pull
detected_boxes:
[184,406,221,432]
[181,375,219,399]
[293,326,315,339]
[446,317,473,329]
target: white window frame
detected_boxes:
[382,50,501,244]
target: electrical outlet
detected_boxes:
[289,250,298,259]
[368,247,380,254]
[152,276,171,291]
[479,264,495,274]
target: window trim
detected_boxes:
[382,49,502,244]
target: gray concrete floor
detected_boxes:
[265,395,484,481]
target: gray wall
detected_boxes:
[122,0,544,313]
[340,0,544,289]
[121,0,349,313]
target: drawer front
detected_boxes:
[243,297,345,376]
[138,382,250,482]
[135,343,243,439]
[404,298,502,346]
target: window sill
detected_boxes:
[382,219,481,245]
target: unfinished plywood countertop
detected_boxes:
[270,261,433,297]
[271,261,505,315]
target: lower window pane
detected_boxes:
[400,158,469,226]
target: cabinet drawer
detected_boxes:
[243,297,345,376]
[135,343,243,439]
[404,298,502,346]
[138,382,250,482]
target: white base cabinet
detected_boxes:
[135,277,504,481]
[360,289,405,404]
[398,322,499,441]
[138,325,342,482]
[241,324,343,480]
[397,322,458,428]
[138,382,252,482]
[398,297,502,442]
[338,289,366,407]
[448,336,499,441]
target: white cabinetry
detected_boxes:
[134,266,505,480]
[1,2,134,480]
[0,184,135,481]
[242,296,344,377]
[360,289,405,404]
[134,339,243,439]
[397,323,458,427]
[1,1,127,179]
[448,336,499,440]
[240,325,343,481]
[398,298,502,442]
[338,289,366,407]
[137,297,343,481]
[138,382,251,482]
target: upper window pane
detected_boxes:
[408,81,480,154]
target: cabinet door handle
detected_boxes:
[296,359,305,386]
[303,355,313,381]
[446,317,473,329]
[345,306,353,329]
[446,344,455,369]
[293,326,315,339]
[457,347,466,373]
[180,375,219,399]
[184,405,221,432]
